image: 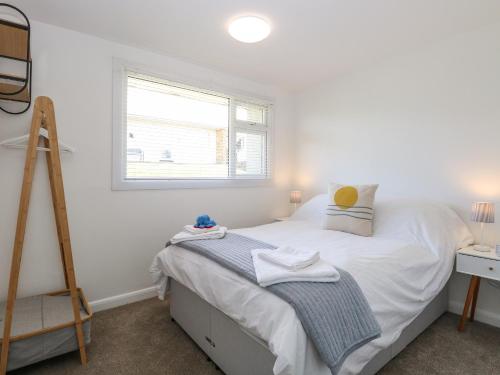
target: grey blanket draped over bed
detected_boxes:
[171,233,381,374]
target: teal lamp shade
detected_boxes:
[471,202,495,223]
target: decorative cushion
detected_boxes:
[323,183,378,236]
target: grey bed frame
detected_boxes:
[170,279,449,375]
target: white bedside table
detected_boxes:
[456,246,500,331]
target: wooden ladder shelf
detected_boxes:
[0,97,90,374]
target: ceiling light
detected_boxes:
[228,16,271,43]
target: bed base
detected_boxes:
[170,279,449,375]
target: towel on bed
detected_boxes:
[252,249,339,287]
[170,226,227,244]
[183,224,220,234]
[257,245,320,270]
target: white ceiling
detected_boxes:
[7,0,500,91]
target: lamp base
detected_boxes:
[474,244,492,252]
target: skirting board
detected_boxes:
[448,300,500,328]
[89,286,157,313]
[87,286,500,330]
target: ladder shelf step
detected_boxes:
[0,290,92,344]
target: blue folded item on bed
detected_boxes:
[172,233,381,374]
[195,214,217,228]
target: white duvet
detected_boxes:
[150,198,473,375]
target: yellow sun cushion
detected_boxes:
[323,183,379,236]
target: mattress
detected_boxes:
[151,220,456,375]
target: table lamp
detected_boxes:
[471,202,495,252]
[290,190,302,212]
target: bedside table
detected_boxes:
[456,246,500,331]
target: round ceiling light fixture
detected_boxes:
[228,16,271,43]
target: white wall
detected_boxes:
[295,22,500,326]
[0,21,294,304]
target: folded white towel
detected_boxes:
[251,249,340,287]
[170,227,227,244]
[258,246,320,271]
[183,224,220,234]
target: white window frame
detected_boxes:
[112,59,274,190]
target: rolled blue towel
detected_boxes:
[195,214,217,228]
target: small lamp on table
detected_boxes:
[290,190,302,212]
[471,202,495,252]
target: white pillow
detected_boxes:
[374,199,474,255]
[290,194,329,224]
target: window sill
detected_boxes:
[111,178,273,191]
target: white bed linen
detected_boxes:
[151,220,456,375]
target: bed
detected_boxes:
[151,196,473,375]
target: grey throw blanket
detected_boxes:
[171,233,381,374]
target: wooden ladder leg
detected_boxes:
[0,106,43,375]
[41,96,87,365]
[43,119,69,289]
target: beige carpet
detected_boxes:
[10,298,500,375]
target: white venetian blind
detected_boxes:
[233,101,270,178]
[236,102,265,124]
[122,71,271,182]
[235,130,267,176]
[126,74,230,179]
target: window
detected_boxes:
[113,63,273,190]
